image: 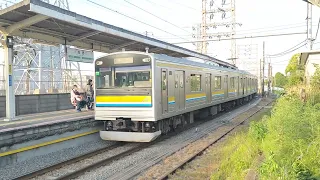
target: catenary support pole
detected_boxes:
[4,35,16,121]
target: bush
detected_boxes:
[259,96,320,179]
[212,95,320,179]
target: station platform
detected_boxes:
[0,109,94,132]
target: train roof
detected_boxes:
[96,51,257,77]
[151,53,256,77]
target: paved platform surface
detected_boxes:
[0,109,94,131]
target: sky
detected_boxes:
[2,0,320,77]
[65,0,320,76]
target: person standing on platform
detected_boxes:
[86,79,94,110]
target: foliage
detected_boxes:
[210,131,261,179]
[285,54,304,87]
[285,54,304,75]
[211,96,320,179]
[274,72,287,88]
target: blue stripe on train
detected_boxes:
[186,96,206,102]
[96,103,152,107]
[168,101,176,104]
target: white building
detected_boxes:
[299,50,320,85]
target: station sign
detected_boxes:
[66,47,94,63]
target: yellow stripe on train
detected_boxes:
[96,96,152,103]
[186,93,206,99]
[212,90,224,95]
[168,96,175,102]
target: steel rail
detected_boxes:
[16,97,261,180]
[158,99,274,180]
[107,98,263,180]
[17,143,124,180]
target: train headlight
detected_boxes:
[145,122,150,128]
[142,58,151,62]
[96,61,103,65]
[107,121,113,127]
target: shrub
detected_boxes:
[211,95,320,179]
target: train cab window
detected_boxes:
[95,53,152,89]
[215,76,221,90]
[190,74,201,92]
[230,77,235,89]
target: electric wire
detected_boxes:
[314,16,320,42]
[123,0,192,34]
[266,39,307,57]
[86,0,190,41]
[154,24,308,40]
[172,32,306,44]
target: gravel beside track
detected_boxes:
[75,99,260,180]
[31,143,140,180]
[139,98,274,180]
[0,139,116,180]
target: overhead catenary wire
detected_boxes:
[154,25,309,40]
[123,0,192,35]
[266,39,307,57]
[172,32,307,44]
[313,15,320,42]
[86,0,190,42]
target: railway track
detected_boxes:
[154,98,274,180]
[16,142,125,180]
[16,112,216,180]
[107,98,264,180]
[15,98,261,180]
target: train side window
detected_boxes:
[190,74,201,92]
[175,74,178,88]
[211,75,215,91]
[215,76,221,90]
[230,77,235,89]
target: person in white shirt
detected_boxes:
[70,85,85,112]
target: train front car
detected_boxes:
[94,52,160,142]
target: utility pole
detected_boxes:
[200,0,241,58]
[268,62,271,96]
[262,41,265,97]
[230,0,236,63]
[307,3,313,50]
[201,0,207,54]
[237,44,259,75]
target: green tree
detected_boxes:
[274,72,287,88]
[285,54,304,86]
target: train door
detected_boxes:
[224,75,228,99]
[205,73,212,103]
[161,69,168,114]
[237,76,240,96]
[174,71,185,110]
[243,77,246,95]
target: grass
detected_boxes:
[168,104,272,180]
[211,95,320,180]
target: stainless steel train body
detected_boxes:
[94,51,258,142]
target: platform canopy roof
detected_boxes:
[304,0,320,7]
[0,0,236,69]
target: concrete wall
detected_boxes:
[0,93,75,117]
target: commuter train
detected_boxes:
[94,51,258,142]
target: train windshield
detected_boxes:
[95,53,152,89]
